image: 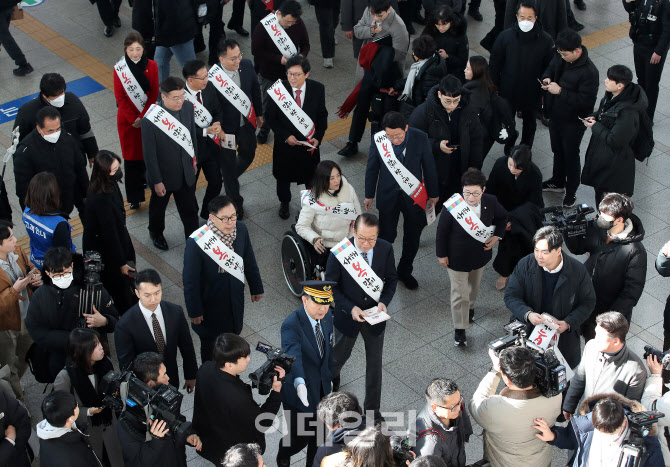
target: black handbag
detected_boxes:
[25,343,55,384]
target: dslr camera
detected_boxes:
[489,321,567,398]
[541,204,595,238]
[249,342,296,395]
[643,345,670,370]
[100,370,191,440]
[390,435,414,467]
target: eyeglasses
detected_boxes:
[213,213,238,223]
[50,270,72,279]
[356,235,378,245]
[166,95,185,102]
[463,191,483,198]
[557,50,572,57]
[191,74,208,81]
[440,96,461,106]
[435,396,463,412]
[385,133,405,142]
[224,53,243,62]
[372,12,387,19]
[287,71,305,78]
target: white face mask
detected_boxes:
[41,130,61,144]
[51,274,73,289]
[518,20,534,32]
[49,94,65,108]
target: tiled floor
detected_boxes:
[2,0,670,465]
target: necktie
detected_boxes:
[152,313,166,355]
[361,251,369,265]
[315,320,325,358]
[295,89,302,108]
[196,91,202,104]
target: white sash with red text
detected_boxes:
[267,80,315,139]
[143,104,195,159]
[208,64,257,128]
[183,89,214,129]
[373,131,428,210]
[444,193,495,243]
[190,226,245,284]
[261,12,298,57]
[330,238,382,302]
[114,57,147,113]
[300,190,357,220]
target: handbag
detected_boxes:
[11,5,24,21]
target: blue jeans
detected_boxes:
[154,39,196,84]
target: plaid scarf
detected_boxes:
[207,219,237,273]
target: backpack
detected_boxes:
[25,343,55,384]
[481,93,517,144]
[631,109,654,162]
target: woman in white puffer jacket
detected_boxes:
[296,160,362,266]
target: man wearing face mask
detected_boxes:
[490,0,554,150]
[564,193,647,341]
[14,73,99,166]
[25,247,118,382]
[13,107,89,218]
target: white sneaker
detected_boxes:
[323,58,334,68]
[334,36,339,45]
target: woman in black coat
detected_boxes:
[486,146,544,290]
[83,151,137,314]
[421,6,468,84]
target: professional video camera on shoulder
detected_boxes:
[249,342,296,395]
[100,369,191,440]
[541,204,595,238]
[489,321,567,397]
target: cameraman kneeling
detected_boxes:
[192,333,285,464]
[534,394,664,466]
[116,352,202,467]
[469,346,562,467]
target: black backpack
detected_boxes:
[631,109,654,162]
[481,93,517,144]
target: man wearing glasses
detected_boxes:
[469,346,562,467]
[183,195,263,362]
[413,377,473,467]
[325,213,398,421]
[142,76,200,250]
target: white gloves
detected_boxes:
[498,128,509,140]
[296,383,309,407]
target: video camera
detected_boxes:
[248,342,296,395]
[390,435,414,467]
[643,345,670,370]
[76,251,105,326]
[100,370,191,440]
[541,204,595,238]
[488,321,567,398]
[618,410,665,466]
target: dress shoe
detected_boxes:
[129,202,141,210]
[104,26,114,37]
[454,329,467,347]
[539,114,550,127]
[13,63,33,76]
[278,202,290,220]
[337,141,358,157]
[574,0,587,10]
[468,9,483,21]
[399,274,419,290]
[569,20,585,31]
[228,25,249,36]
[257,129,269,144]
[113,16,121,27]
[149,231,169,251]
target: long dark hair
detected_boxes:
[310,160,343,200]
[468,56,497,95]
[341,427,394,467]
[89,150,123,194]
[67,328,101,374]
[25,172,61,215]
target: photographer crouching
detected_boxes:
[469,346,562,467]
[25,247,118,381]
[113,352,202,467]
[192,333,286,464]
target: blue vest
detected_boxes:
[22,207,75,269]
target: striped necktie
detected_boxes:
[315,320,325,358]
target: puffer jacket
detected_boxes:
[565,214,647,322]
[582,83,648,195]
[295,177,362,248]
[0,246,36,332]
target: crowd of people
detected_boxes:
[1,0,670,465]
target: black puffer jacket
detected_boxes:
[152,0,199,47]
[542,46,600,122]
[565,215,647,322]
[503,0,567,39]
[421,15,469,83]
[489,21,554,110]
[582,83,648,195]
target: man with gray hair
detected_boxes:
[562,311,647,420]
[313,391,364,467]
[412,378,473,467]
[223,443,265,467]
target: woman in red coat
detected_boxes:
[113,32,159,210]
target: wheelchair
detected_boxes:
[281,226,327,297]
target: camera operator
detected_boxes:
[313,391,365,467]
[25,247,118,381]
[222,443,267,467]
[116,352,202,467]
[534,394,664,466]
[504,226,596,369]
[412,377,473,467]
[562,312,646,422]
[643,353,670,465]
[564,193,647,341]
[469,346,561,467]
[192,333,285,464]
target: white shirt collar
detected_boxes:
[185,84,200,96]
[292,82,306,94]
[542,253,564,273]
[138,301,162,317]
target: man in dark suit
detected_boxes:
[215,39,263,220]
[266,55,328,220]
[278,280,335,467]
[182,59,224,220]
[115,269,198,392]
[325,213,397,419]
[141,76,199,251]
[364,111,439,290]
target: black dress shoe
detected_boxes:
[129,202,141,210]
[113,16,121,28]
[468,9,484,21]
[569,20,585,31]
[257,130,269,144]
[399,274,419,290]
[278,202,290,220]
[13,63,33,76]
[337,141,358,157]
[228,25,249,36]
[104,26,114,37]
[149,231,169,250]
[574,0,587,10]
